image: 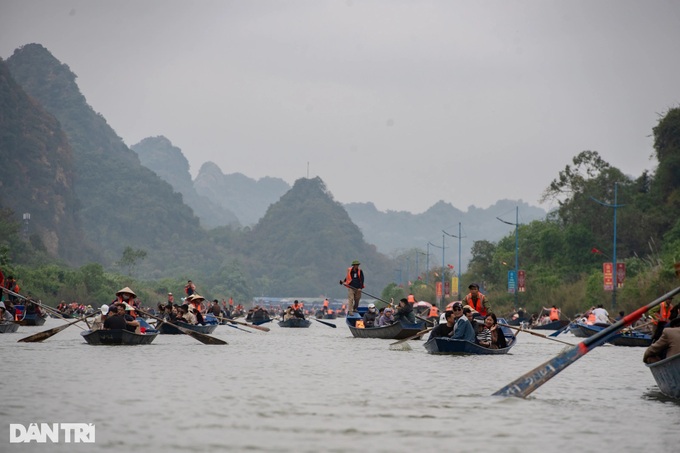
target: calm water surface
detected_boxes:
[1,317,678,453]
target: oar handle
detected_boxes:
[389,327,434,346]
[499,323,573,346]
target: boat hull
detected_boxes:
[81,329,159,345]
[646,353,680,399]
[531,320,569,330]
[424,330,516,355]
[345,314,425,339]
[0,323,20,333]
[158,322,218,335]
[278,318,312,328]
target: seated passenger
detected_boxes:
[0,302,13,323]
[90,304,110,331]
[428,310,455,340]
[377,307,395,326]
[451,302,477,343]
[179,304,197,325]
[643,317,680,364]
[283,306,295,321]
[363,303,379,328]
[292,300,305,319]
[487,313,507,349]
[394,298,416,324]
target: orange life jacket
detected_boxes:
[464,293,487,316]
[407,294,416,303]
[549,308,559,321]
[587,312,596,324]
[355,319,365,329]
[323,300,329,307]
[659,301,672,321]
[428,306,439,318]
[345,267,364,288]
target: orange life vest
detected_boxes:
[659,301,672,321]
[345,267,363,288]
[323,300,329,308]
[587,312,596,324]
[355,319,365,329]
[464,293,487,316]
[407,294,416,303]
[549,308,559,321]
[428,306,439,318]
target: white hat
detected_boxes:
[0,301,5,309]
[100,304,109,315]
[368,303,376,310]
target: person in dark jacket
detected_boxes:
[394,298,416,323]
[340,260,364,315]
[428,310,455,340]
[363,303,379,327]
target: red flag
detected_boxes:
[447,264,454,269]
[591,248,602,254]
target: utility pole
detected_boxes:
[497,207,520,309]
[592,182,624,309]
[443,222,465,298]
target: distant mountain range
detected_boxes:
[1,43,546,297]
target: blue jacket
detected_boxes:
[452,316,477,342]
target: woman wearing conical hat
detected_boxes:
[114,286,137,306]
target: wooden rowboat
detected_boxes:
[158,322,218,335]
[345,311,425,340]
[646,352,680,399]
[530,319,569,330]
[278,318,312,328]
[0,322,20,333]
[80,329,159,345]
[424,324,516,355]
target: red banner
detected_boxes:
[444,281,450,297]
[616,263,626,288]
[436,282,442,298]
[518,270,526,292]
[603,263,614,291]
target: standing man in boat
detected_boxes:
[462,283,489,317]
[340,260,364,315]
[184,280,196,298]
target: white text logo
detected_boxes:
[9,423,95,443]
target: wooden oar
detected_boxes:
[312,318,337,328]
[499,323,574,346]
[18,313,97,343]
[217,316,270,332]
[137,309,227,345]
[416,314,435,326]
[493,282,680,398]
[389,327,434,347]
[225,323,253,334]
[549,322,571,337]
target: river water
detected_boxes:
[1,317,678,453]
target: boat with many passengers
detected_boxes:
[423,322,516,355]
[345,309,425,340]
[81,329,159,345]
[278,318,312,328]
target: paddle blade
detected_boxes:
[18,320,79,343]
[493,343,587,397]
[389,341,412,351]
[184,329,227,345]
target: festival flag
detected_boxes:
[591,247,602,254]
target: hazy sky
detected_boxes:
[2,1,680,214]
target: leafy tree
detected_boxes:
[116,247,147,276]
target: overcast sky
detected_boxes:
[2,1,679,214]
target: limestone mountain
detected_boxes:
[131,136,240,228]
[237,177,393,297]
[0,58,94,264]
[5,44,214,274]
[345,199,547,269]
[194,162,290,226]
